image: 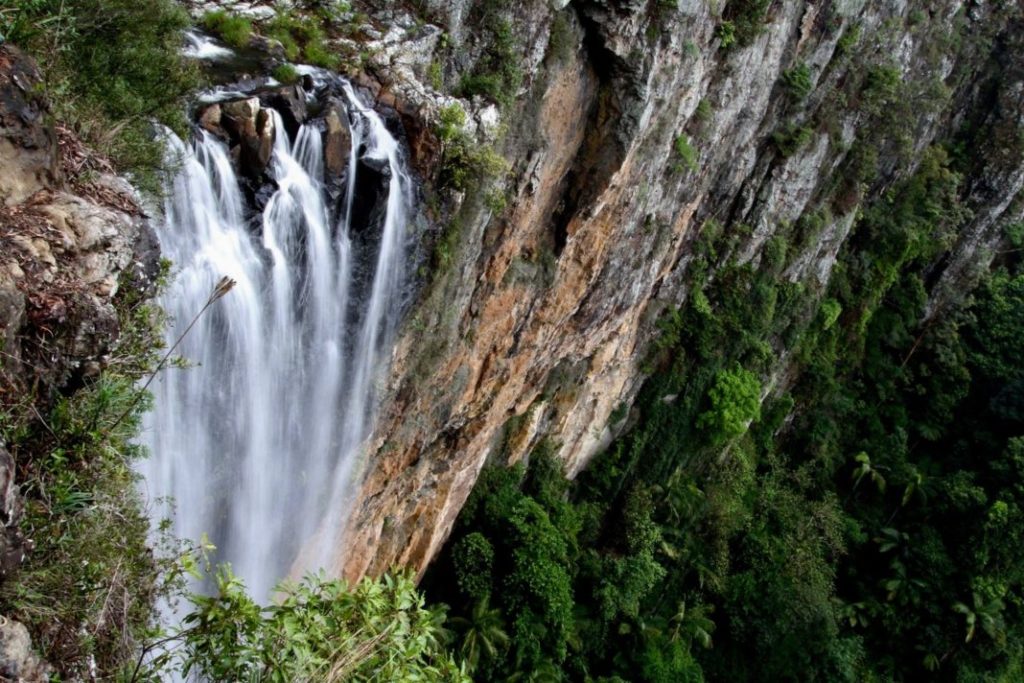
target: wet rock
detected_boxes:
[198,103,223,135]
[221,97,261,140]
[212,96,277,178]
[263,85,308,138]
[349,157,390,236]
[324,101,352,176]
[248,34,286,61]
[253,108,275,170]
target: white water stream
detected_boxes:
[139,83,411,598]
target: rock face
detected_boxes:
[335,0,1024,579]
[0,617,50,682]
[194,83,354,202]
[0,48,58,204]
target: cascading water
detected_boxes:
[139,81,411,598]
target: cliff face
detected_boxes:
[336,0,1024,580]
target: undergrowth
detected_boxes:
[0,264,189,679]
[0,0,200,195]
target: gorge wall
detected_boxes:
[336,0,1024,579]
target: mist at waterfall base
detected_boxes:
[139,81,411,600]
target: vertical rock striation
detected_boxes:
[337,0,1024,580]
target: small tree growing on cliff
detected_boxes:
[697,365,762,447]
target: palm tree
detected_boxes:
[652,468,706,527]
[450,596,510,673]
[901,468,927,507]
[851,451,887,493]
[953,591,1006,646]
[669,600,715,649]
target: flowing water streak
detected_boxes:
[316,84,412,572]
[181,30,233,61]
[140,86,410,599]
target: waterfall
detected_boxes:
[139,84,411,598]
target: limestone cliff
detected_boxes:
[336,0,1024,579]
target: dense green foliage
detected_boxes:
[171,570,468,682]
[427,135,1024,680]
[0,0,199,193]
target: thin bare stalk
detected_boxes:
[108,276,236,434]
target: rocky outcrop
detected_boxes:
[335,0,1024,579]
[0,49,58,205]
[0,44,159,390]
[0,442,26,582]
[0,617,50,682]
[195,83,353,199]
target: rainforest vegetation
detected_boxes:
[0,0,1022,681]
[425,149,1024,681]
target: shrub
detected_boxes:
[763,235,789,273]
[819,298,842,330]
[716,21,737,49]
[697,365,762,445]
[0,0,199,194]
[1,378,162,676]
[453,533,495,602]
[266,10,339,68]
[1006,221,1024,250]
[546,10,575,64]
[862,64,903,114]
[303,38,340,69]
[437,103,468,143]
[836,23,862,56]
[0,267,181,678]
[781,62,813,100]
[674,134,699,173]
[440,137,508,192]
[457,15,521,108]
[429,60,445,90]
[272,63,300,84]
[200,10,253,49]
[178,570,468,681]
[772,123,814,157]
[725,0,772,47]
[695,98,713,123]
